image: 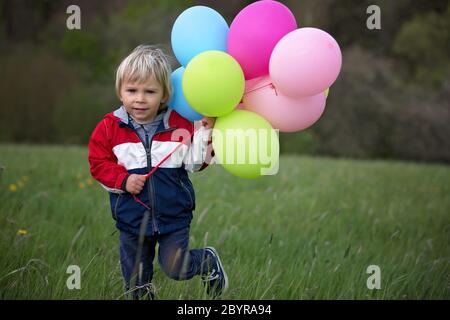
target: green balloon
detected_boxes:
[212,110,280,179]
[182,51,245,117]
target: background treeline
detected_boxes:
[0,0,449,163]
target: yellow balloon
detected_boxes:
[212,110,279,179]
[324,88,330,98]
[183,51,245,117]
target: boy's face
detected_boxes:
[119,75,166,124]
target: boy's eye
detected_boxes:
[146,90,155,94]
[126,89,136,93]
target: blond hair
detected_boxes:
[115,45,172,104]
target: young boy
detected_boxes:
[88,45,228,299]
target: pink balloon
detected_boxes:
[228,0,297,80]
[242,76,326,132]
[269,27,342,97]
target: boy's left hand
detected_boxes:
[201,117,216,129]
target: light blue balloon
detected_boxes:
[168,67,204,122]
[171,6,229,67]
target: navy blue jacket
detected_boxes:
[88,106,213,235]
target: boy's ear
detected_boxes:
[116,86,124,101]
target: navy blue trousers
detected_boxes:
[119,227,208,299]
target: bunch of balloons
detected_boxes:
[168,0,342,179]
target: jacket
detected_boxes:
[88,106,213,236]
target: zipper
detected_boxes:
[179,178,194,209]
[142,124,178,234]
[113,194,121,220]
[147,127,177,234]
[122,120,177,235]
[139,124,160,234]
[145,145,159,234]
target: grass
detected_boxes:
[0,144,449,299]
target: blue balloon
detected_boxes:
[171,6,229,67]
[168,67,204,122]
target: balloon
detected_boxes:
[167,67,203,122]
[242,76,326,132]
[212,110,279,179]
[269,27,342,97]
[228,0,297,79]
[171,6,229,67]
[182,51,245,117]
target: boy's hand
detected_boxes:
[125,174,147,195]
[201,117,216,129]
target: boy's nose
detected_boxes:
[136,93,145,103]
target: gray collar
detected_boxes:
[128,113,163,129]
[113,105,172,129]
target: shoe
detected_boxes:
[131,283,156,300]
[201,247,228,297]
[143,283,156,300]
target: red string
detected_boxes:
[133,126,200,210]
[271,83,278,96]
[133,194,151,210]
[244,83,274,95]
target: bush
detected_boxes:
[0,45,75,143]
[310,46,397,159]
[389,88,450,162]
[52,84,117,144]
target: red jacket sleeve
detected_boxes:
[88,119,128,191]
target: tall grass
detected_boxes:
[0,144,449,299]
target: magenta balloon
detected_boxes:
[242,76,326,132]
[269,27,342,97]
[228,0,297,80]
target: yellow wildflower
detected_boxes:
[79,182,86,189]
[86,179,93,186]
[17,229,28,236]
[9,184,17,192]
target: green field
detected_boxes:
[0,144,449,299]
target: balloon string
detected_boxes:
[133,126,199,210]
[133,194,151,210]
[272,83,278,96]
[146,127,197,179]
[244,83,275,95]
